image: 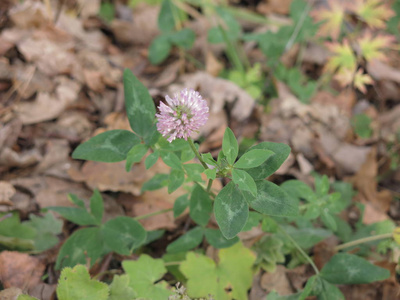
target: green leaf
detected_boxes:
[160,151,182,169]
[183,163,204,182]
[314,174,330,197]
[321,210,337,231]
[180,242,255,300]
[317,278,345,300]
[204,168,217,180]
[204,228,239,249]
[144,229,165,245]
[281,226,332,249]
[214,182,249,239]
[232,168,257,196]
[245,142,291,180]
[108,275,136,300]
[202,153,218,167]
[125,144,148,171]
[149,35,172,65]
[166,226,204,253]
[17,295,40,300]
[56,228,104,269]
[234,149,274,169]
[169,28,196,49]
[352,113,373,139]
[123,69,156,138]
[142,173,169,191]
[68,194,85,208]
[190,184,212,227]
[56,265,109,300]
[280,180,316,202]
[320,253,390,284]
[90,189,103,225]
[99,2,115,23]
[123,255,172,300]
[26,212,62,251]
[222,128,238,165]
[245,180,298,217]
[173,194,189,218]
[168,169,185,193]
[0,213,36,244]
[72,130,140,163]
[102,217,147,255]
[145,151,159,170]
[46,206,98,226]
[242,211,262,231]
[158,0,176,32]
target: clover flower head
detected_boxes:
[156,88,209,143]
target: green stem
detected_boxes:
[278,225,320,275]
[206,179,213,193]
[187,138,208,169]
[134,208,173,221]
[334,233,393,252]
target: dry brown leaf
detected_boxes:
[77,0,101,18]
[34,139,70,177]
[0,181,15,206]
[257,0,292,15]
[367,59,400,83]
[15,77,80,125]
[8,0,49,29]
[0,287,23,300]
[0,251,45,290]
[0,148,42,169]
[249,272,268,300]
[261,266,293,295]
[205,50,224,77]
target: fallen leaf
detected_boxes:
[0,148,42,169]
[257,0,292,15]
[8,0,49,29]
[0,287,23,300]
[0,181,15,206]
[0,251,45,290]
[260,266,293,295]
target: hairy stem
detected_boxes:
[278,225,320,275]
[334,233,393,252]
[187,138,208,169]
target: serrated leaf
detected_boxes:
[72,130,140,163]
[173,194,189,218]
[204,228,239,249]
[245,142,291,180]
[56,228,104,269]
[166,226,204,253]
[102,216,147,255]
[352,0,395,29]
[90,189,103,225]
[234,149,274,169]
[245,180,298,217]
[190,184,212,227]
[109,275,136,300]
[232,169,257,196]
[56,265,109,300]
[280,180,316,202]
[126,144,148,171]
[46,206,98,226]
[123,69,156,138]
[214,182,249,239]
[26,212,62,251]
[123,255,172,300]
[180,242,255,300]
[310,0,345,40]
[320,253,390,284]
[142,173,169,192]
[325,41,357,74]
[168,169,185,193]
[222,128,238,165]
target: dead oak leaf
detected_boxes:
[0,251,45,290]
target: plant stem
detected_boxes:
[334,233,393,252]
[278,225,320,275]
[187,138,208,169]
[134,208,173,221]
[206,179,213,193]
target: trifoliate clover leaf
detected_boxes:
[180,242,255,300]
